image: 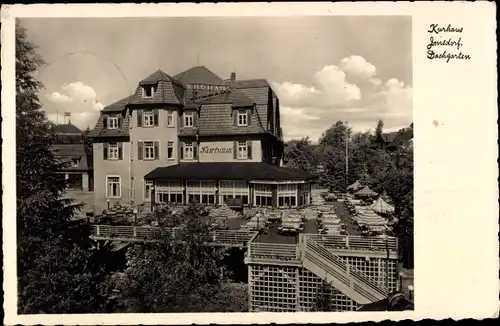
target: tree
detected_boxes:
[375,120,384,138]
[283,137,316,172]
[110,203,247,312]
[310,283,335,311]
[16,23,109,313]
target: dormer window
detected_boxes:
[237,110,248,126]
[108,116,119,129]
[184,112,194,127]
[142,85,155,98]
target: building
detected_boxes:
[89,66,316,213]
[52,122,93,192]
[372,123,414,152]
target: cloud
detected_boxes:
[272,55,412,141]
[271,64,361,109]
[49,92,73,104]
[45,81,104,130]
[339,55,377,79]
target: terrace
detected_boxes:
[89,198,398,261]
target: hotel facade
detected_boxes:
[89,66,315,213]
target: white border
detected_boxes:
[2,2,498,325]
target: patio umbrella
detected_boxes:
[347,180,364,191]
[370,197,395,214]
[355,185,378,197]
[355,209,387,226]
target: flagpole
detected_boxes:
[345,128,349,187]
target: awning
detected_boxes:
[144,162,317,181]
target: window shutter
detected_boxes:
[233,111,238,126]
[179,141,184,160]
[118,142,123,160]
[193,112,198,127]
[154,109,159,126]
[103,116,108,129]
[103,143,108,160]
[154,141,159,160]
[233,141,237,159]
[247,110,252,126]
[137,110,143,127]
[247,140,252,159]
[118,116,122,129]
[138,141,143,160]
[193,142,198,160]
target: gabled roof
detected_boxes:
[145,162,316,181]
[101,95,133,113]
[53,123,82,135]
[139,69,184,88]
[129,69,185,105]
[173,66,225,85]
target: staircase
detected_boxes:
[301,235,388,305]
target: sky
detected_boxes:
[20,16,412,141]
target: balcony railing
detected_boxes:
[89,224,257,247]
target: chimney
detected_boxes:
[230,72,236,81]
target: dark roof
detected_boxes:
[173,66,225,85]
[53,123,82,135]
[130,69,185,105]
[382,132,399,143]
[52,144,90,171]
[101,95,133,113]
[387,127,413,148]
[139,69,184,88]
[226,79,270,89]
[195,103,266,136]
[144,162,316,181]
[198,89,255,107]
[87,114,130,138]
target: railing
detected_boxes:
[303,236,387,304]
[90,224,257,247]
[247,242,300,263]
[303,234,398,253]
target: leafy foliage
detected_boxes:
[109,203,247,312]
[16,23,111,314]
[310,283,335,311]
[283,137,316,172]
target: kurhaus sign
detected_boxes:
[200,146,232,155]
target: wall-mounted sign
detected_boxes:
[200,146,232,155]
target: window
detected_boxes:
[167,111,174,127]
[278,184,297,208]
[142,86,154,98]
[167,141,174,159]
[184,112,193,127]
[108,143,119,160]
[237,141,248,159]
[184,142,193,160]
[144,141,155,160]
[156,180,183,204]
[106,176,121,198]
[254,184,273,207]
[144,110,154,127]
[108,116,119,129]
[186,180,216,206]
[238,110,248,126]
[144,180,153,201]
